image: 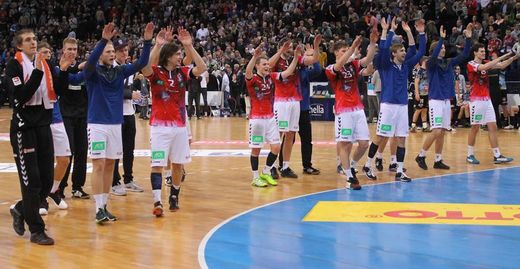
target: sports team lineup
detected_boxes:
[2,0,520,265]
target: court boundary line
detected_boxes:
[197,165,520,269]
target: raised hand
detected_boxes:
[102,22,117,40]
[415,19,425,33]
[177,27,193,46]
[391,17,398,32]
[304,43,314,56]
[164,26,174,42]
[402,21,411,33]
[464,23,473,38]
[253,43,263,58]
[369,29,379,43]
[143,22,154,41]
[294,44,303,57]
[59,51,75,70]
[352,35,363,48]
[440,25,446,39]
[280,40,292,53]
[381,17,389,30]
[313,34,322,50]
[35,52,43,71]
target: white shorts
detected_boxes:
[470,99,496,125]
[248,117,281,148]
[335,110,369,142]
[51,122,71,157]
[88,124,122,159]
[428,99,451,129]
[376,103,409,137]
[507,94,520,107]
[274,101,300,132]
[150,126,191,166]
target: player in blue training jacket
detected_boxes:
[363,17,426,182]
[415,23,473,171]
[84,22,153,224]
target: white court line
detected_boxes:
[197,165,520,269]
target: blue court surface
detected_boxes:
[199,167,520,269]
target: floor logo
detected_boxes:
[303,202,520,226]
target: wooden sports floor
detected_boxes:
[1,108,519,269]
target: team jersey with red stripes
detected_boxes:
[273,56,304,102]
[146,65,192,127]
[467,60,490,101]
[325,60,364,114]
[246,73,278,119]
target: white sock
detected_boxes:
[376,152,383,159]
[172,184,180,195]
[435,154,442,162]
[152,189,162,203]
[164,169,172,178]
[411,123,416,128]
[350,160,357,168]
[397,162,404,173]
[391,155,397,164]
[262,165,271,175]
[103,193,109,206]
[252,170,259,179]
[419,149,427,157]
[282,161,289,170]
[51,180,60,193]
[492,148,501,158]
[422,122,428,128]
[467,145,474,156]
[365,157,372,168]
[94,194,103,210]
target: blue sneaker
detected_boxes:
[466,155,480,164]
[494,155,513,164]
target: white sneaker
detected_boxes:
[39,207,48,215]
[111,184,127,196]
[125,182,144,192]
[504,125,514,130]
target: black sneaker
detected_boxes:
[72,189,90,199]
[415,156,428,170]
[48,192,68,209]
[303,167,320,175]
[10,206,25,236]
[375,158,383,171]
[433,160,450,169]
[350,167,358,179]
[30,231,54,245]
[153,201,164,217]
[337,165,345,175]
[104,206,117,221]
[271,167,280,179]
[95,208,109,224]
[169,195,180,211]
[362,166,377,180]
[280,167,298,178]
[39,200,49,215]
[395,172,412,182]
[346,177,362,190]
[165,176,172,187]
[389,163,407,172]
[56,188,65,199]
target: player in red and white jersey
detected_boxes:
[325,33,377,190]
[466,43,519,165]
[268,36,321,179]
[141,26,207,216]
[246,44,301,187]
